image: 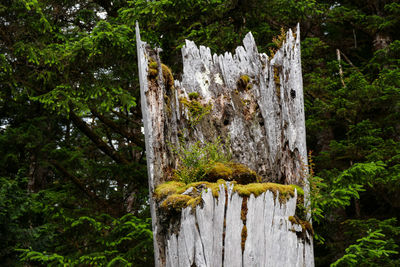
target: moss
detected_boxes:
[288,215,297,225]
[161,194,193,211]
[157,181,224,212]
[156,179,298,204]
[155,181,302,202]
[205,162,259,184]
[292,185,304,197]
[273,66,281,98]
[148,60,158,78]
[207,162,233,180]
[179,97,212,127]
[237,75,252,91]
[199,179,226,198]
[188,92,199,100]
[154,181,186,201]
[233,183,301,203]
[148,67,158,78]
[302,220,314,235]
[234,183,266,198]
[241,98,251,107]
[240,75,250,84]
[161,63,174,89]
[155,181,304,212]
[273,28,286,49]
[241,225,247,251]
[154,179,227,211]
[229,163,259,183]
[187,196,203,209]
[149,61,158,69]
[147,59,174,89]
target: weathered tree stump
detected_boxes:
[136,22,314,266]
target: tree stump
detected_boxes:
[136,22,314,266]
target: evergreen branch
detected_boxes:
[49,160,106,206]
[90,108,145,148]
[69,111,130,165]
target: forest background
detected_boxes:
[1,0,399,266]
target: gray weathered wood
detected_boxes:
[137,23,307,186]
[135,24,162,266]
[223,184,243,267]
[136,21,313,266]
[163,185,313,266]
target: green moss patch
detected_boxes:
[161,194,193,212]
[292,185,304,197]
[154,181,186,200]
[233,183,302,203]
[147,59,174,89]
[155,180,304,212]
[179,96,212,127]
[155,180,227,212]
[237,75,252,91]
[149,61,158,69]
[273,66,281,98]
[161,64,174,89]
[205,162,260,184]
[188,92,199,100]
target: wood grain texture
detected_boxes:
[136,22,313,266]
[164,185,314,266]
[138,23,307,187]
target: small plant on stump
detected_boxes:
[173,138,231,184]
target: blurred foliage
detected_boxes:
[0,0,399,266]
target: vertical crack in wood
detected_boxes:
[221,185,229,267]
[194,219,207,266]
[240,196,248,254]
[137,22,314,267]
[240,196,248,267]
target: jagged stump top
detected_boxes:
[136,23,313,267]
[137,23,307,189]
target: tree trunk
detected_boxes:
[136,23,314,266]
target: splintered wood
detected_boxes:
[165,184,313,267]
[136,22,314,267]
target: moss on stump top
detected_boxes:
[154,180,304,212]
[206,162,261,184]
